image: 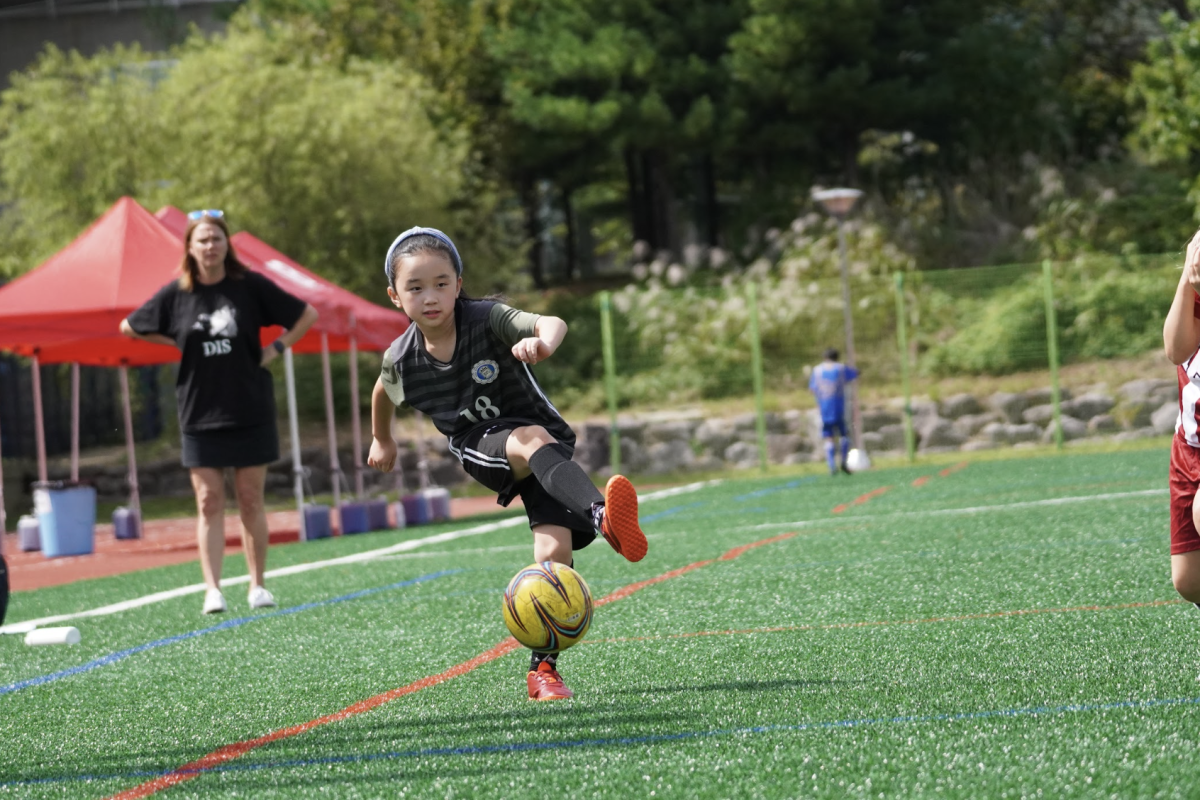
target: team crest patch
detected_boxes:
[472,360,499,385]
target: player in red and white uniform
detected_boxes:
[1163,229,1200,605]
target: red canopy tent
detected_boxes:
[0,198,410,538]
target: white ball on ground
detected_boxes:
[846,448,871,473]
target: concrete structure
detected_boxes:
[0,0,238,86]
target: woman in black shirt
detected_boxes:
[120,211,318,615]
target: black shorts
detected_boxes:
[181,422,280,469]
[454,423,596,550]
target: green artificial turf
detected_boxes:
[2,445,1198,798]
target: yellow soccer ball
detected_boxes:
[502,562,593,653]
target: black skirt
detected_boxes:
[181,422,280,469]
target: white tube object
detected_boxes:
[25,626,81,645]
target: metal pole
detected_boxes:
[598,292,621,475]
[0,394,6,535]
[348,317,364,499]
[747,282,769,472]
[118,365,141,520]
[31,353,47,483]
[320,333,342,511]
[283,347,306,540]
[837,220,862,450]
[70,362,79,482]
[893,272,916,462]
[1043,260,1063,450]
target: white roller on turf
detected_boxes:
[0,479,720,634]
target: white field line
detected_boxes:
[733,488,1168,533]
[0,480,718,634]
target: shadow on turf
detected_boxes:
[608,676,849,696]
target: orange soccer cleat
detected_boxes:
[598,475,648,562]
[527,661,574,701]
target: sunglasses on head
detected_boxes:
[187,209,225,221]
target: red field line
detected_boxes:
[939,461,969,477]
[911,476,931,487]
[832,485,892,514]
[583,598,1186,645]
[105,531,801,799]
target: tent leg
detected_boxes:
[71,363,80,482]
[349,332,364,499]
[118,365,141,520]
[283,347,306,540]
[320,333,341,511]
[0,398,6,535]
[31,354,47,484]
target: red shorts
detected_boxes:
[1170,433,1200,555]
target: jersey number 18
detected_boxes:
[459,395,500,424]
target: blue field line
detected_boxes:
[6,693,1198,788]
[0,570,461,698]
[732,478,815,502]
[642,502,706,523]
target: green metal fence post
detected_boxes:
[1042,260,1064,450]
[598,291,622,474]
[893,272,916,462]
[747,282,769,472]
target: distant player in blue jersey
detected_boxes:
[809,348,859,476]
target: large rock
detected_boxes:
[917,418,966,451]
[1041,415,1088,442]
[1151,402,1179,436]
[1024,386,1072,406]
[989,391,1028,423]
[767,433,810,462]
[940,393,983,419]
[1022,404,1055,426]
[1062,392,1115,421]
[646,440,695,475]
[861,407,902,432]
[876,424,909,451]
[694,419,738,455]
[1119,378,1176,406]
[1087,414,1119,433]
[723,441,761,469]
[644,419,697,445]
[953,412,1000,437]
[573,422,611,474]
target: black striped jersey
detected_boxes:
[379,299,577,460]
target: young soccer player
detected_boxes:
[1162,228,1200,608]
[809,347,859,476]
[366,226,648,701]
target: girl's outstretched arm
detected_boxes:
[1166,230,1200,365]
[367,376,398,472]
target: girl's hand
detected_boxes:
[512,337,552,365]
[367,437,398,473]
[259,347,278,369]
[1186,229,1200,293]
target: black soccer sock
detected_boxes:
[528,444,604,522]
[530,651,558,671]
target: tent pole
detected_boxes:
[31,353,47,484]
[283,346,306,540]
[320,333,341,511]
[349,319,364,499]
[0,399,6,535]
[118,364,141,520]
[70,362,80,482]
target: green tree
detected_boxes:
[0,44,165,277]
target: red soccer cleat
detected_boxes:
[599,474,648,562]
[527,661,574,701]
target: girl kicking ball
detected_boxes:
[366,226,647,700]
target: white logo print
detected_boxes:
[193,305,238,357]
[472,360,499,385]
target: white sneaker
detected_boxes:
[248,586,277,610]
[202,588,227,615]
